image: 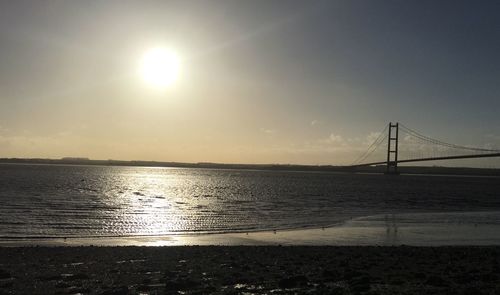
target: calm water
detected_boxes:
[1,163,500,238]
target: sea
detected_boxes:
[1,163,500,240]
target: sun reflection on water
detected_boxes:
[115,169,186,236]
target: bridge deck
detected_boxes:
[350,152,500,168]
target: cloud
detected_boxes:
[364,132,382,146]
[310,120,319,126]
[260,128,277,134]
[324,133,344,144]
[213,129,402,165]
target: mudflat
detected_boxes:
[1,246,500,294]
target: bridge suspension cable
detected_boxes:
[351,124,388,165]
[399,123,500,153]
[351,122,500,168]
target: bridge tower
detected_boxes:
[386,122,399,174]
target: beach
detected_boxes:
[1,245,499,294]
[2,213,500,294]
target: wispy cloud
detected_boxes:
[364,132,382,146]
[260,128,277,134]
[322,133,345,145]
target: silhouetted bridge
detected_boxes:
[350,123,500,174]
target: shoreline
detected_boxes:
[3,211,500,247]
[2,160,500,177]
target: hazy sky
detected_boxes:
[0,0,499,166]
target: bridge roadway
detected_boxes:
[349,152,500,168]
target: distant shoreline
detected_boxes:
[1,157,500,176]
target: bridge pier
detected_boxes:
[385,122,399,175]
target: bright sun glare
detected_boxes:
[140,48,180,88]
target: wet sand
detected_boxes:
[2,212,500,294]
[1,246,500,294]
[3,211,500,247]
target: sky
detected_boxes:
[0,0,499,166]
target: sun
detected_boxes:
[140,47,180,88]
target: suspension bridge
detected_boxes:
[350,122,500,174]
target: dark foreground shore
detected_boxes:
[1,246,499,294]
